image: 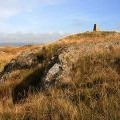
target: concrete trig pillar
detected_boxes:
[93,24,99,32]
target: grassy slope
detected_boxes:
[0,31,120,120]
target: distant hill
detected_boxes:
[0,32,67,45]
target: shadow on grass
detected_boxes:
[12,65,45,104]
[12,54,60,104]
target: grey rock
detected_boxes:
[45,63,62,82]
[6,51,44,72]
[0,51,45,81]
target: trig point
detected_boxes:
[93,24,99,32]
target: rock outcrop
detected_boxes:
[0,38,120,104]
[4,51,44,72]
[0,51,45,81]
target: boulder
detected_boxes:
[0,51,45,82]
[4,52,39,72]
[43,63,62,88]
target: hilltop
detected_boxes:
[0,31,120,120]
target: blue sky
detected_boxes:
[0,0,120,34]
[0,0,120,43]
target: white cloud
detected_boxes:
[0,0,67,33]
[0,0,65,19]
[0,0,36,19]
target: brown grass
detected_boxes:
[59,31,120,45]
[0,32,120,120]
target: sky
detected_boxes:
[0,0,120,43]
